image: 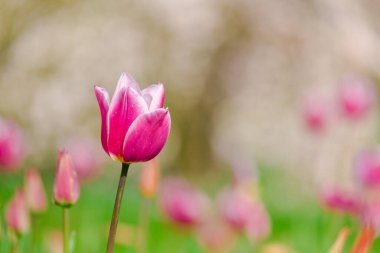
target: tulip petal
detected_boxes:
[108,87,148,160]
[114,72,141,98]
[123,108,171,163]
[142,83,165,110]
[94,86,110,153]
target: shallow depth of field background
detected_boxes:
[1,0,380,252]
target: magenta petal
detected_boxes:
[107,87,148,160]
[123,108,171,163]
[142,83,165,110]
[113,73,141,99]
[94,86,110,154]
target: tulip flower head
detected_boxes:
[245,202,271,241]
[5,188,30,235]
[338,76,375,121]
[159,178,209,227]
[66,138,103,181]
[139,158,160,198]
[354,149,380,188]
[196,215,236,253]
[45,230,63,253]
[321,187,363,215]
[0,119,26,172]
[25,168,47,213]
[53,150,80,207]
[94,72,171,164]
[218,188,254,231]
[301,93,330,133]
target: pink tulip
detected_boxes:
[45,230,63,253]
[196,215,236,253]
[53,150,80,207]
[5,188,30,234]
[66,138,103,181]
[0,119,26,172]
[159,178,209,227]
[218,188,253,231]
[338,76,375,121]
[24,168,47,213]
[245,202,271,241]
[301,93,330,133]
[94,72,171,164]
[320,187,363,215]
[353,149,380,188]
[139,158,160,198]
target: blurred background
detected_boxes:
[1,0,380,252]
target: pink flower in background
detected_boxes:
[338,76,375,121]
[139,158,160,198]
[66,138,103,181]
[354,149,380,188]
[45,230,63,253]
[321,187,363,215]
[159,178,209,227]
[53,150,80,207]
[196,215,236,253]
[301,94,330,133]
[5,188,30,235]
[0,119,26,172]
[94,72,171,164]
[218,188,253,231]
[245,202,271,241]
[218,187,271,240]
[25,168,47,213]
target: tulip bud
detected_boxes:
[196,215,236,253]
[25,168,47,213]
[159,178,209,227]
[139,158,160,198]
[5,188,30,235]
[218,188,253,231]
[0,119,26,172]
[53,150,80,207]
[66,138,103,182]
[45,230,63,253]
[245,202,271,242]
[338,76,375,121]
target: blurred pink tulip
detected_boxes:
[159,178,209,227]
[245,202,271,241]
[218,188,253,231]
[139,158,160,198]
[24,168,47,213]
[0,119,26,172]
[66,138,103,181]
[45,230,63,253]
[53,150,80,207]
[301,93,330,133]
[5,188,30,235]
[338,76,375,121]
[321,187,363,215]
[94,72,171,164]
[354,149,380,188]
[196,216,236,253]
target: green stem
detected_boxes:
[63,208,69,253]
[107,163,130,253]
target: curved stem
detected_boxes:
[106,163,130,253]
[63,207,69,253]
